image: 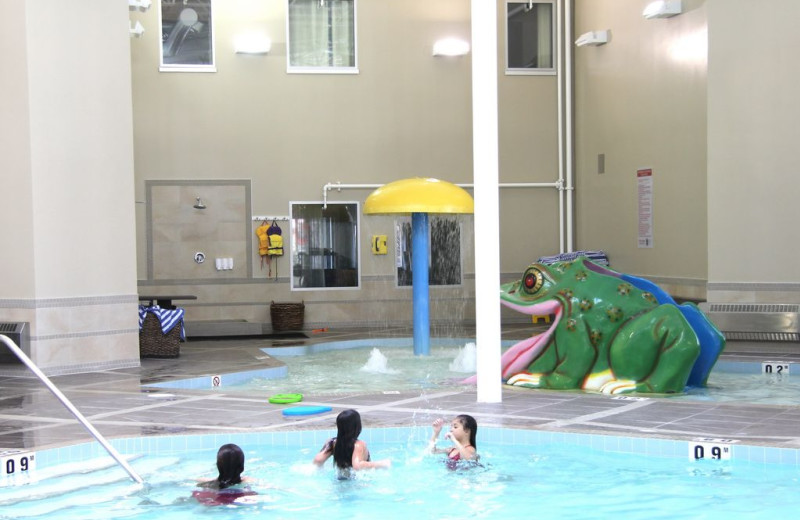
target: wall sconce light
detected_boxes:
[643,0,682,19]
[193,197,207,210]
[129,20,145,38]
[575,30,609,47]
[128,0,152,11]
[432,38,470,57]
[234,33,272,55]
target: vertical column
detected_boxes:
[412,212,430,356]
[471,0,502,402]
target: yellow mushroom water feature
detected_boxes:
[364,178,474,355]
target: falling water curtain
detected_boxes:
[288,0,356,68]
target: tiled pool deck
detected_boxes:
[3,325,800,465]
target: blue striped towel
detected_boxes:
[536,250,610,266]
[138,305,186,340]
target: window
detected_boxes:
[396,216,462,287]
[287,0,358,73]
[290,202,360,289]
[506,1,555,75]
[159,0,215,72]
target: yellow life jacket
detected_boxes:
[267,233,283,256]
[255,224,270,256]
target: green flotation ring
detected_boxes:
[268,393,303,404]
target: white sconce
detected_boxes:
[129,0,152,11]
[234,33,272,55]
[129,20,145,38]
[643,0,682,19]
[432,38,470,57]
[575,30,609,47]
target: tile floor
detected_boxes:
[2,326,800,452]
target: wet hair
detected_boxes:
[333,409,363,469]
[455,414,477,449]
[215,443,245,489]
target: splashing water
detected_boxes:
[449,342,477,372]
[360,348,400,374]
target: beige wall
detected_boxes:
[131,0,562,327]
[0,0,36,298]
[706,0,800,303]
[573,0,708,299]
[0,0,139,373]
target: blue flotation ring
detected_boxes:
[282,405,332,416]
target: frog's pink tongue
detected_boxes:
[462,299,561,384]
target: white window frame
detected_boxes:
[505,0,556,76]
[158,0,217,73]
[289,201,361,291]
[286,0,359,75]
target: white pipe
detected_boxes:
[471,0,502,403]
[0,335,144,484]
[556,0,565,254]
[565,0,575,253]
[323,182,381,208]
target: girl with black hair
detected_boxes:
[194,444,256,505]
[429,415,479,462]
[313,409,391,478]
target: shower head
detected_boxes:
[193,197,207,209]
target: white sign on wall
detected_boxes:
[637,168,654,248]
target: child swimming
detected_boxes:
[313,409,391,479]
[429,415,478,463]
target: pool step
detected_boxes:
[0,455,184,517]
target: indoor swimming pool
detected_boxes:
[1,428,799,519]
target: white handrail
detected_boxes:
[0,334,143,484]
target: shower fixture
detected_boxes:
[193,197,207,209]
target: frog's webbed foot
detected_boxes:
[598,379,638,395]
[583,370,638,394]
[506,372,542,388]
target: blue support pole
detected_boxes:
[412,212,430,356]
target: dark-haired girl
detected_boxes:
[429,415,478,462]
[194,444,256,505]
[313,409,390,478]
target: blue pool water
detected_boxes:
[2,429,800,519]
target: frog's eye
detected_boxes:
[522,267,544,294]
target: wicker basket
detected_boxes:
[270,301,305,331]
[139,312,181,358]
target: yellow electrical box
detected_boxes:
[372,235,388,255]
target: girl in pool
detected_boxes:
[429,415,478,463]
[313,409,391,478]
[194,443,256,505]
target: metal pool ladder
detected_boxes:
[0,334,143,484]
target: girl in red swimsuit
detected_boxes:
[429,415,478,465]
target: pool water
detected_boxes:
[680,371,800,405]
[241,345,478,395]
[234,345,800,405]
[2,439,799,519]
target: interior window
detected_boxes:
[287,0,357,72]
[506,1,555,75]
[396,216,462,287]
[291,202,360,289]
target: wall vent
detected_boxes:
[0,322,30,364]
[700,303,800,343]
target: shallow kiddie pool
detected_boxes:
[147,340,800,406]
[2,428,800,519]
